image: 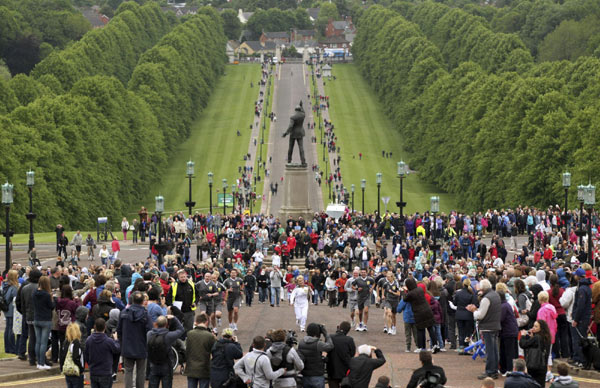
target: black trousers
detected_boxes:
[417,326,437,349]
[287,137,306,165]
[499,336,518,373]
[27,322,37,364]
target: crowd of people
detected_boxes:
[2,205,600,387]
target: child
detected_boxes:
[549,362,578,388]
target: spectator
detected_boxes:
[550,362,579,388]
[536,290,557,381]
[85,318,121,388]
[270,267,283,307]
[267,329,304,388]
[297,323,334,388]
[146,314,185,388]
[397,296,417,352]
[210,327,243,388]
[403,278,435,352]
[481,377,495,388]
[33,275,55,369]
[117,291,153,388]
[406,351,447,388]
[185,313,216,388]
[519,320,552,387]
[15,268,42,365]
[454,278,478,353]
[59,323,84,388]
[347,345,386,388]
[375,376,391,388]
[467,279,501,380]
[147,288,167,323]
[56,285,80,350]
[570,268,591,368]
[503,358,539,388]
[234,336,286,388]
[2,270,19,355]
[327,321,356,388]
[498,290,518,376]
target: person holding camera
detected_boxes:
[347,345,386,388]
[406,350,447,388]
[146,314,185,388]
[298,323,334,388]
[267,329,304,388]
[210,327,243,388]
[234,336,286,388]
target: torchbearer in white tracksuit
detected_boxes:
[290,276,310,332]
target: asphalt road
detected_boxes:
[261,62,323,216]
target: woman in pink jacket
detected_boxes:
[536,290,557,381]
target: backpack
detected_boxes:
[147,332,170,365]
[269,345,292,371]
[0,289,9,312]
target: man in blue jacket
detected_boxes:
[117,291,153,388]
[570,268,592,367]
[85,318,121,388]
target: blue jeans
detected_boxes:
[148,362,173,388]
[482,331,499,376]
[4,317,16,354]
[187,377,210,388]
[270,287,281,306]
[303,375,325,388]
[90,375,113,388]
[259,287,268,302]
[65,375,84,388]
[570,325,586,363]
[432,324,444,350]
[33,320,52,365]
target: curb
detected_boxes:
[1,366,60,383]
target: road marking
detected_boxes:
[0,375,63,386]
[303,63,306,85]
[278,63,281,80]
[573,376,600,383]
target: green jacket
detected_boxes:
[184,326,216,379]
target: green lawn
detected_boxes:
[323,64,457,214]
[134,64,261,216]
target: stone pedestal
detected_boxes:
[279,164,313,220]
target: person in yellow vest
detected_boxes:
[416,224,426,238]
[166,269,197,333]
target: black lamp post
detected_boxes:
[249,191,253,214]
[562,171,571,228]
[2,182,14,272]
[208,172,213,214]
[576,184,586,248]
[26,170,36,252]
[430,196,440,262]
[351,184,355,213]
[361,179,366,214]
[222,179,228,215]
[376,172,382,215]
[185,161,195,216]
[397,161,408,239]
[232,185,237,212]
[584,183,596,269]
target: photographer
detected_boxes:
[406,351,447,388]
[235,336,286,388]
[210,328,243,388]
[267,329,304,388]
[327,321,356,388]
[298,323,334,388]
[347,345,386,388]
[146,314,185,388]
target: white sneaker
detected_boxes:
[233,323,238,331]
[355,323,362,331]
[362,325,368,332]
[40,364,51,370]
[405,349,411,353]
[383,327,388,333]
[390,327,396,335]
[414,348,422,353]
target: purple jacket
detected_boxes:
[430,298,443,325]
[500,300,519,338]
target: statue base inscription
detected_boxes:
[278,164,313,221]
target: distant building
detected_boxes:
[322,64,332,77]
[237,40,276,56]
[325,17,356,42]
[291,29,316,43]
[318,35,350,49]
[79,6,110,28]
[238,9,254,23]
[226,40,240,63]
[260,32,290,46]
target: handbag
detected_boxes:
[12,298,22,336]
[62,344,80,376]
